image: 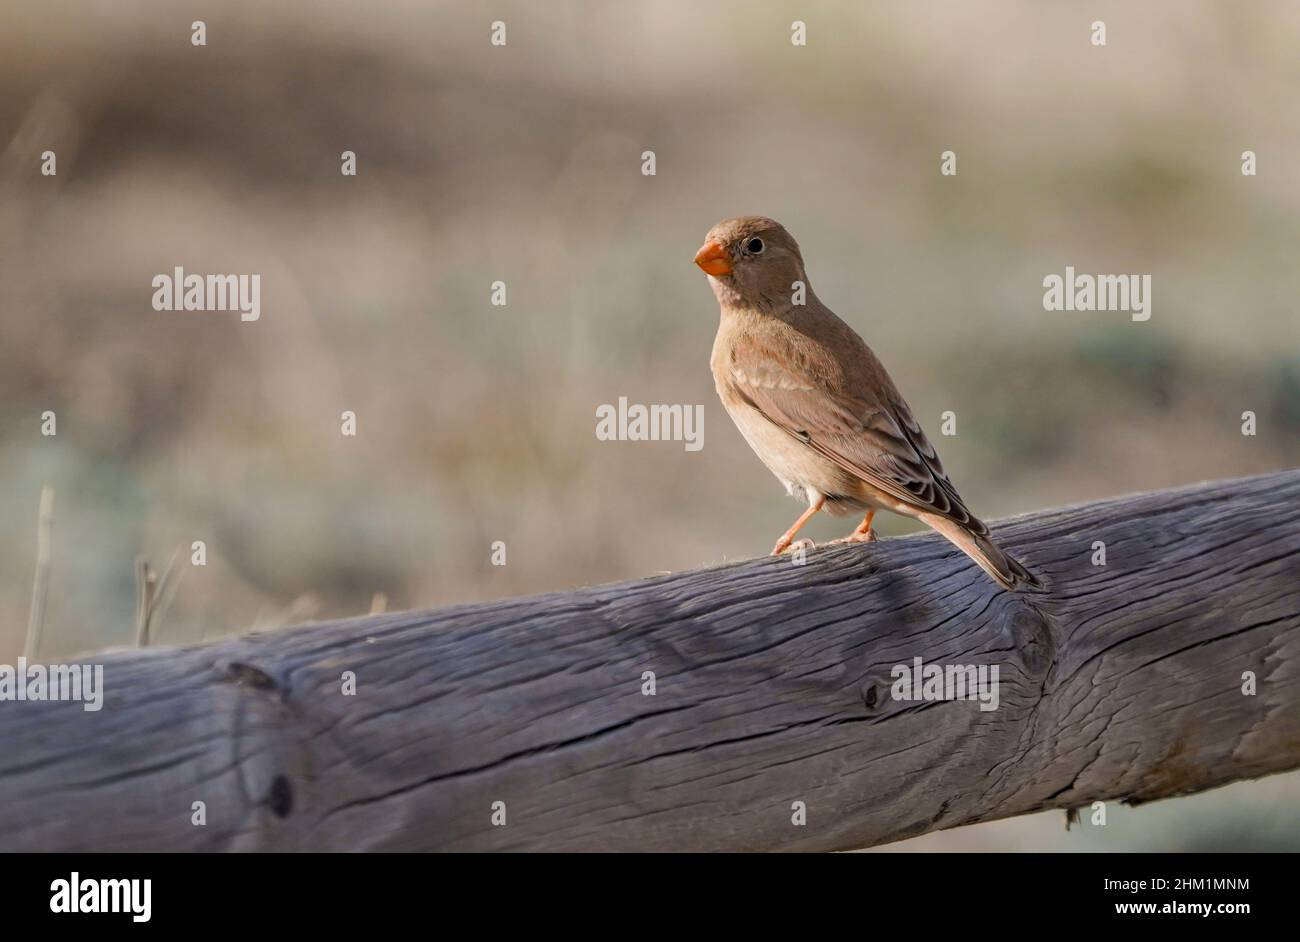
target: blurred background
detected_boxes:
[1,1,1297,849]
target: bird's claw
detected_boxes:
[772,537,816,556]
[831,530,877,545]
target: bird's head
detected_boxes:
[694,216,807,310]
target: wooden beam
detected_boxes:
[1,470,1297,851]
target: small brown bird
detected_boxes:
[696,215,1039,591]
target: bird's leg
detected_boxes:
[772,496,825,555]
[832,511,877,544]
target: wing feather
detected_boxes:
[727,338,984,532]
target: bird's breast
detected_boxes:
[716,391,865,512]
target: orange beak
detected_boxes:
[694,240,732,276]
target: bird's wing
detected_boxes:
[726,336,983,530]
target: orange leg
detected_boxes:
[771,496,825,555]
[832,511,877,544]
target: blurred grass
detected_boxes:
[0,0,1297,849]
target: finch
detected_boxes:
[696,215,1039,592]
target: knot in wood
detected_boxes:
[1003,602,1055,677]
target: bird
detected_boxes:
[695,215,1039,592]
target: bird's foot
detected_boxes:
[770,498,827,555]
[830,512,877,545]
[771,537,816,556]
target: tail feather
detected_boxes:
[917,513,1042,592]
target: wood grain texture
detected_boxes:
[1,470,1297,852]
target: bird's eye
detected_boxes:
[746,237,765,254]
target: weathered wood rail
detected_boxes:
[1,470,1297,851]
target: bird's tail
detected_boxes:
[917,513,1042,593]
